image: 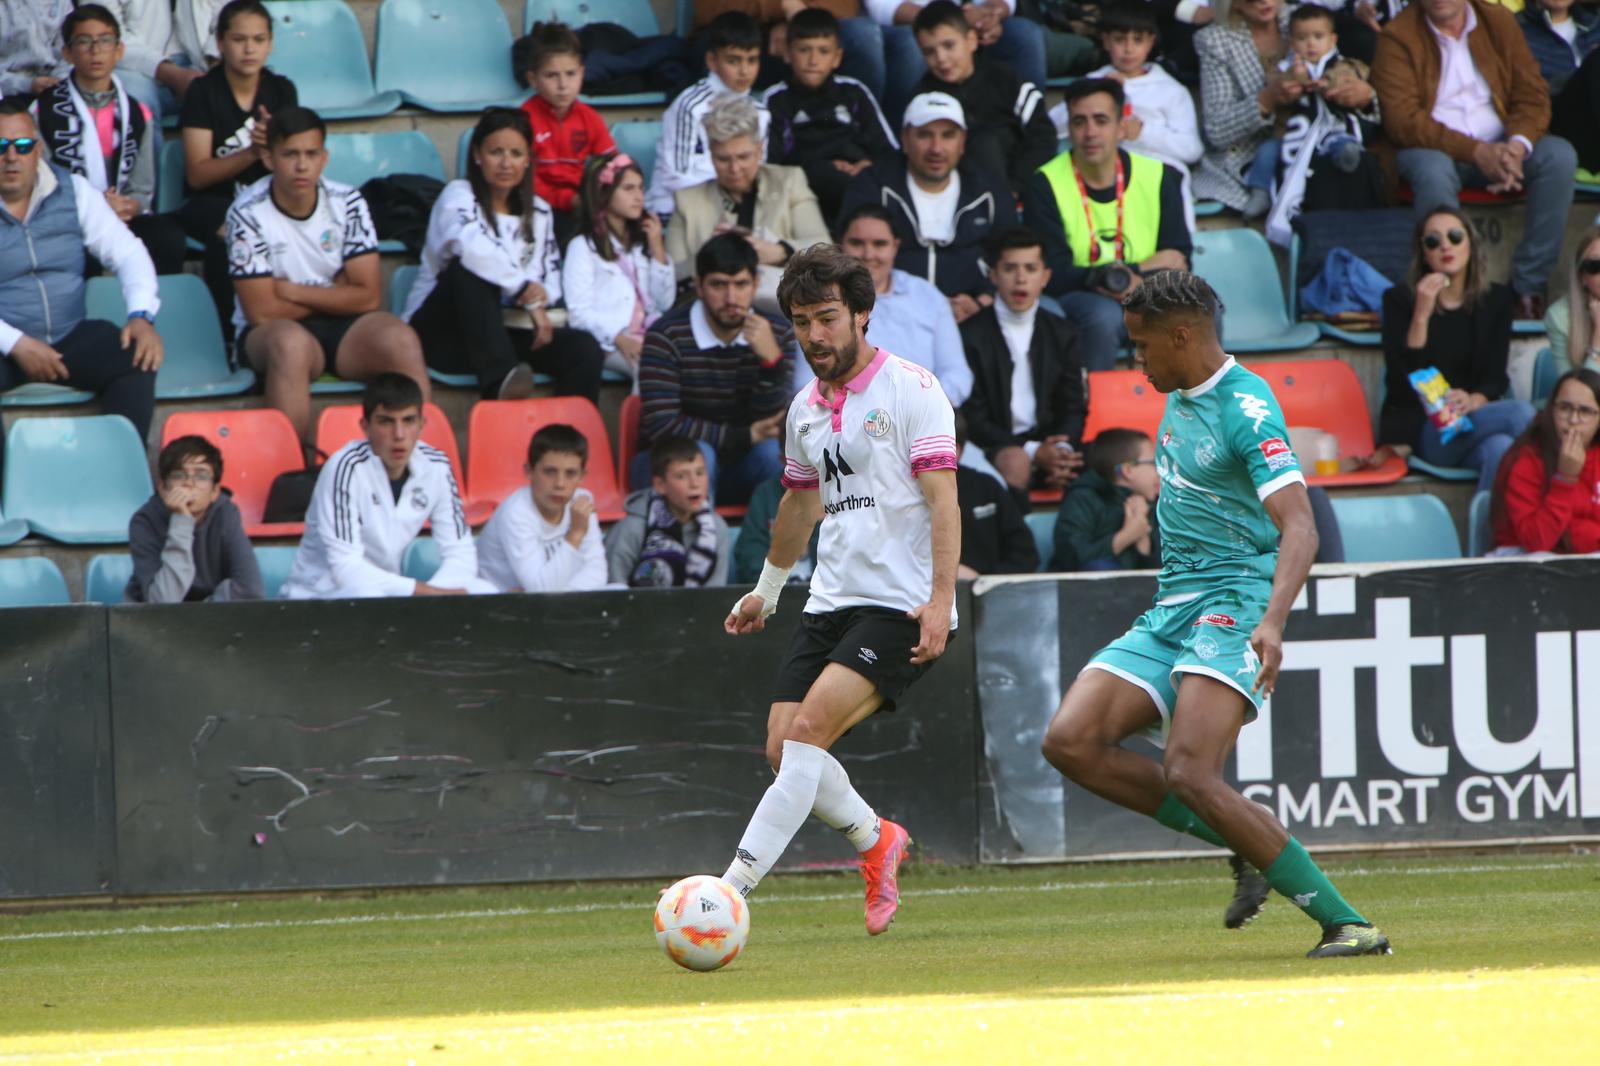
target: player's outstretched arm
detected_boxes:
[909,468,959,664]
[725,489,824,636]
[1252,482,1319,697]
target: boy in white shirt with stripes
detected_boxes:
[283,373,493,600]
[721,244,961,937]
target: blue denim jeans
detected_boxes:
[1416,398,1536,493]
[1395,138,1578,296]
[1246,137,1282,191]
[1055,290,1127,371]
[837,17,887,102]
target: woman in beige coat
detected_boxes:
[666,94,831,310]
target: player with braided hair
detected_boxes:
[1039,270,1392,958]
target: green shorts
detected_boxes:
[1083,584,1270,743]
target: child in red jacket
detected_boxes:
[519,21,616,239]
[1493,368,1600,554]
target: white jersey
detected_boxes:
[224,175,379,335]
[476,486,607,594]
[782,348,959,625]
[283,439,479,599]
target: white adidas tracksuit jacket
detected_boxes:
[282,439,490,599]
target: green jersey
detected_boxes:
[1153,357,1304,597]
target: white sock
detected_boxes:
[811,750,881,853]
[723,740,827,897]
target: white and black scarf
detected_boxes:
[35,76,143,194]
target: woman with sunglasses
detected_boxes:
[1363,207,1534,492]
[1490,367,1600,554]
[1543,225,1600,373]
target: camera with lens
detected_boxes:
[1085,262,1138,294]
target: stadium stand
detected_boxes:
[160,410,308,538]
[402,536,442,581]
[609,120,662,188]
[84,553,134,605]
[615,393,642,492]
[85,275,256,400]
[1191,228,1322,353]
[1024,510,1055,573]
[264,0,402,119]
[1330,494,1462,562]
[255,545,300,600]
[0,557,72,608]
[523,0,669,105]
[1080,369,1164,442]
[375,0,529,112]
[0,507,26,549]
[1467,490,1493,558]
[1250,359,1407,486]
[3,417,153,545]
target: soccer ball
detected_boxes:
[654,875,750,972]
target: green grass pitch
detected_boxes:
[0,852,1596,1063]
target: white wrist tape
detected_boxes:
[739,560,792,620]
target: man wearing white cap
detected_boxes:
[836,91,1016,327]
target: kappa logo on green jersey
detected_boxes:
[1234,391,1271,434]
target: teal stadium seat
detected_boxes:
[1023,510,1055,573]
[1467,490,1493,557]
[85,274,255,399]
[264,1,402,119]
[3,416,153,544]
[1191,228,1321,353]
[0,505,25,546]
[0,557,72,607]
[455,126,473,180]
[375,0,529,112]
[324,130,445,255]
[1407,455,1478,482]
[610,120,661,189]
[255,545,299,599]
[85,553,134,604]
[402,537,442,581]
[1330,494,1462,562]
[157,137,188,214]
[1532,346,1560,405]
[0,380,95,408]
[523,0,667,106]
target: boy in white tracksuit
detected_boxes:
[282,373,493,599]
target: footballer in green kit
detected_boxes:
[1040,270,1391,959]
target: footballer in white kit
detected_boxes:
[720,245,961,936]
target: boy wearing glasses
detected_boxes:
[127,435,264,603]
[31,5,187,274]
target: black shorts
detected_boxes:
[235,314,360,370]
[771,606,954,712]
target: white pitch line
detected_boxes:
[0,860,1586,944]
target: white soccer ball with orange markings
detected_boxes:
[654,875,750,972]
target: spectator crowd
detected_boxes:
[2,0,1599,606]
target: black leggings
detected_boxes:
[410,260,604,401]
[0,319,157,442]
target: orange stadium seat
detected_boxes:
[616,393,641,491]
[1250,359,1406,486]
[161,409,307,537]
[1082,369,1166,442]
[466,398,623,522]
[313,403,479,522]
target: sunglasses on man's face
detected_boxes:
[1422,228,1466,251]
[1580,258,1600,277]
[0,138,38,156]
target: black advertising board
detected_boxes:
[106,589,976,894]
[976,559,1600,861]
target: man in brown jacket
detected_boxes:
[1371,0,1577,319]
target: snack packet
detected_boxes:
[1408,366,1474,444]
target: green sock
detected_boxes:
[1154,793,1229,848]
[1264,837,1367,930]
